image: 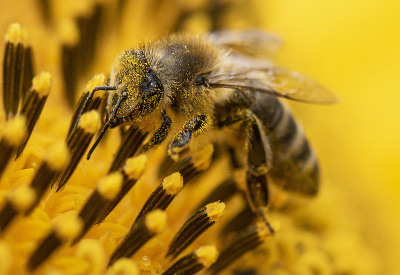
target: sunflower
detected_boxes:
[0,0,398,274]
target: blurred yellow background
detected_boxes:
[262,0,400,190]
[259,0,400,273]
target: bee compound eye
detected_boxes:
[144,69,162,96]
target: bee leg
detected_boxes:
[241,111,270,204]
[168,114,211,159]
[245,113,276,232]
[140,115,172,153]
[221,109,274,229]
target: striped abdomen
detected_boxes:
[251,93,319,196]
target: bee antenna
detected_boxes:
[73,86,118,135]
[87,120,111,160]
[81,86,118,115]
[87,91,128,160]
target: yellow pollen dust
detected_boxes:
[145,210,167,234]
[105,258,139,275]
[195,245,219,267]
[162,172,183,195]
[205,201,225,222]
[32,72,52,97]
[124,155,147,180]
[78,110,101,134]
[45,141,70,171]
[53,211,83,239]
[97,172,124,200]
[85,74,106,95]
[3,115,27,147]
[5,23,22,44]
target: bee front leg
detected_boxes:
[140,115,172,153]
[168,114,211,160]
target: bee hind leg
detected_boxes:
[168,114,211,160]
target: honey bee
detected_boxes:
[81,30,337,222]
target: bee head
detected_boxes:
[108,49,163,127]
[86,50,164,160]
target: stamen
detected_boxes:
[3,23,24,119]
[72,172,124,243]
[74,2,103,84]
[56,110,101,190]
[16,72,52,157]
[59,19,80,106]
[96,155,148,224]
[167,201,225,259]
[108,210,167,267]
[60,2,104,107]
[27,211,83,271]
[0,185,35,233]
[27,231,61,271]
[163,246,219,275]
[134,172,183,223]
[208,222,273,274]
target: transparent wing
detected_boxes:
[208,67,339,104]
[209,30,282,60]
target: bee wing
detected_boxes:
[209,30,282,60]
[208,67,339,104]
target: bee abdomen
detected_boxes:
[252,94,319,196]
